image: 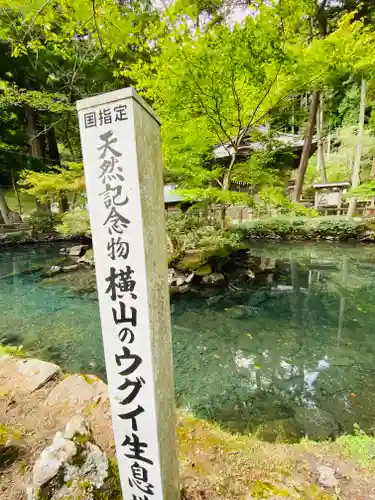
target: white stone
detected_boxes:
[185,272,195,284]
[168,268,176,285]
[32,432,77,489]
[77,87,179,500]
[50,265,62,274]
[64,415,91,440]
[62,264,79,272]
[79,441,108,489]
[28,418,111,500]
[317,465,339,489]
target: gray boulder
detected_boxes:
[202,273,225,285]
[168,268,194,291]
[27,416,110,500]
[69,245,88,257]
[0,357,60,394]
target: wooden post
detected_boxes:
[77,88,179,500]
[293,91,319,202]
[348,79,366,218]
[316,93,327,183]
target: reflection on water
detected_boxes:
[1,242,375,440]
[0,245,104,374]
[172,242,375,440]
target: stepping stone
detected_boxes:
[0,356,60,394]
[44,374,107,410]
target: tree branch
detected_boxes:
[22,0,54,43]
[92,0,104,52]
[27,118,64,144]
[237,61,282,148]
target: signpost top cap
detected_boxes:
[76,86,161,125]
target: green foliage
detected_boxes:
[0,0,374,216]
[306,125,375,187]
[0,343,25,358]
[239,216,367,240]
[56,207,91,237]
[347,180,375,200]
[167,212,242,259]
[255,186,318,218]
[93,458,122,500]
[129,1,375,211]
[336,425,375,468]
[19,162,85,203]
[29,210,61,234]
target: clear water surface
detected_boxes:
[1,242,375,441]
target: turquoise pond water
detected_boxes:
[1,242,375,441]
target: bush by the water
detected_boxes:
[167,212,242,260]
[239,216,369,240]
[56,207,91,237]
[29,211,62,234]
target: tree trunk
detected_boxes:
[220,153,237,228]
[348,79,366,218]
[48,125,69,212]
[59,195,69,212]
[25,106,43,158]
[293,91,319,202]
[47,126,60,164]
[327,133,332,155]
[0,187,10,224]
[316,93,327,183]
[11,169,22,215]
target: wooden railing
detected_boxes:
[0,222,31,234]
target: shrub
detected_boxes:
[166,212,242,260]
[29,211,62,234]
[239,216,368,240]
[56,208,91,237]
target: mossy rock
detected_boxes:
[175,250,208,271]
[194,263,212,276]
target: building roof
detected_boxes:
[313,181,351,189]
[164,184,184,204]
[212,125,316,162]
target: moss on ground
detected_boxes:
[0,343,26,358]
[176,412,337,499]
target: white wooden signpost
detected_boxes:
[76,88,179,500]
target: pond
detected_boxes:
[1,242,375,441]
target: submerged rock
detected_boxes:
[27,416,110,500]
[295,407,339,441]
[202,273,225,285]
[69,245,88,257]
